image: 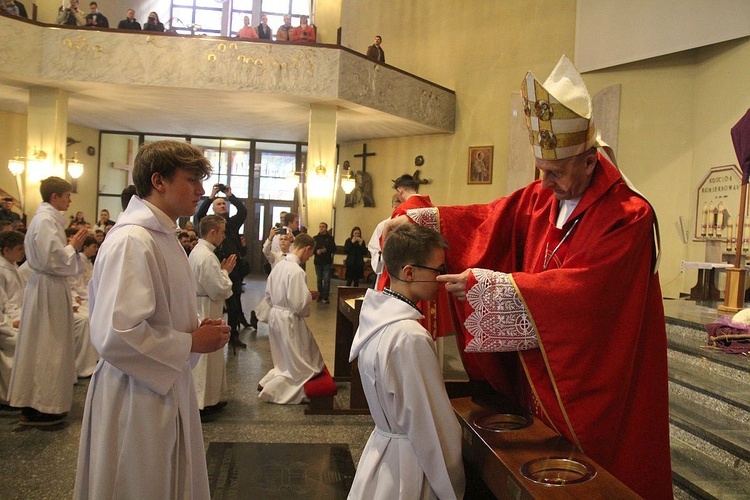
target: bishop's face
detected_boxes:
[537,150,597,201]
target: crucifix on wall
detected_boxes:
[345,143,376,207]
[112,139,136,186]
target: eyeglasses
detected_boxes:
[405,263,447,275]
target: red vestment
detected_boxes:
[376,195,450,339]
[427,153,672,499]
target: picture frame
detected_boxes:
[467,146,493,184]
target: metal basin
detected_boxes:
[520,457,597,485]
[473,413,531,432]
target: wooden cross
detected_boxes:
[112,139,136,185]
[353,143,376,172]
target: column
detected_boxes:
[25,86,68,215]
[305,103,338,290]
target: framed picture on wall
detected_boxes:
[468,146,493,184]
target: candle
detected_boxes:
[716,201,724,237]
[701,203,708,237]
[727,220,733,252]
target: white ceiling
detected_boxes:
[0,77,446,144]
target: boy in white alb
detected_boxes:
[0,231,24,406]
[8,176,88,426]
[253,227,292,325]
[348,224,465,499]
[189,215,236,412]
[68,235,99,378]
[75,140,230,500]
[258,233,324,404]
[0,231,26,312]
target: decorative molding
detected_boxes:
[0,17,455,134]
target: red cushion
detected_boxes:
[304,365,337,398]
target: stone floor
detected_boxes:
[1,276,727,499]
[0,274,382,500]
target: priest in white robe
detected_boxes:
[259,233,324,404]
[8,177,87,424]
[189,215,235,410]
[348,225,464,499]
[75,140,230,500]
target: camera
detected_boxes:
[216,184,227,193]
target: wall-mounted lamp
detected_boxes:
[341,162,356,195]
[25,147,50,172]
[65,151,84,179]
[7,149,25,176]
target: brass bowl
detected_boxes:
[473,413,531,432]
[520,457,596,486]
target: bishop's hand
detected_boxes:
[437,269,471,301]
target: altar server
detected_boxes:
[190,214,235,411]
[75,140,230,499]
[349,224,464,499]
[258,233,324,404]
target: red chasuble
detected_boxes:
[432,153,672,499]
[377,194,451,339]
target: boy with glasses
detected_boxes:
[348,224,464,499]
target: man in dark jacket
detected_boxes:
[117,9,141,30]
[312,222,336,303]
[195,184,249,349]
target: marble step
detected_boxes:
[669,389,750,466]
[668,350,750,416]
[671,436,750,500]
[667,324,749,384]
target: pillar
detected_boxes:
[25,86,68,216]
[305,103,338,290]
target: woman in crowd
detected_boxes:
[344,226,367,287]
[68,211,88,229]
[143,12,164,32]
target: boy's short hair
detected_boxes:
[178,231,190,239]
[82,236,98,248]
[0,230,24,251]
[383,224,447,275]
[199,215,225,235]
[292,232,315,251]
[65,227,78,238]
[283,212,298,226]
[132,141,212,198]
[392,174,419,192]
[40,176,73,203]
[121,185,137,210]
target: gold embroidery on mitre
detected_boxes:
[521,68,595,160]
